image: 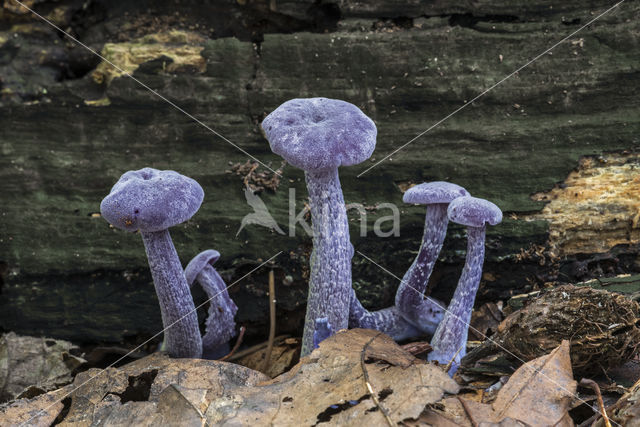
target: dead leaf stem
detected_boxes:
[360,332,395,426]
[218,326,246,362]
[262,270,277,373]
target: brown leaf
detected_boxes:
[57,352,268,425]
[235,337,300,378]
[6,331,458,426]
[460,341,576,426]
[0,384,73,427]
[0,332,86,401]
[211,329,459,425]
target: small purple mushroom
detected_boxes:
[428,196,502,375]
[396,182,469,331]
[349,288,424,340]
[185,250,238,359]
[262,97,377,356]
[100,168,203,359]
[312,317,333,350]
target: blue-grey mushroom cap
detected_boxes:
[185,249,221,286]
[403,181,469,205]
[262,97,377,171]
[100,167,204,233]
[447,196,503,228]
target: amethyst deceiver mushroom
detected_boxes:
[100,167,203,359]
[428,196,502,375]
[262,97,377,356]
[312,317,332,350]
[396,182,469,330]
[349,288,424,340]
[185,250,238,359]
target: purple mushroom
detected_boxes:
[396,182,469,330]
[428,196,502,375]
[262,97,377,356]
[185,250,238,359]
[100,168,203,359]
[349,288,424,340]
[312,317,333,350]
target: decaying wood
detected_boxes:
[0,0,639,345]
[463,285,640,377]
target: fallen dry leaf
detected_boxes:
[0,332,86,402]
[0,384,74,427]
[212,329,459,425]
[56,352,268,426]
[429,341,576,426]
[3,330,459,426]
[235,337,300,378]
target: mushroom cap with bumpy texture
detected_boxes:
[185,249,221,286]
[447,196,502,228]
[100,167,204,233]
[261,97,377,172]
[403,181,469,205]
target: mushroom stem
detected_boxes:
[141,230,202,359]
[396,204,448,327]
[194,265,238,359]
[349,288,422,340]
[428,226,485,375]
[302,167,352,356]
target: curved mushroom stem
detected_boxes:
[301,168,352,356]
[349,288,422,340]
[428,226,485,375]
[396,204,448,328]
[194,265,238,359]
[141,230,202,359]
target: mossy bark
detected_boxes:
[0,0,638,344]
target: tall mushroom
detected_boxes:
[100,168,203,359]
[185,250,238,359]
[428,196,502,375]
[396,182,469,329]
[262,97,377,355]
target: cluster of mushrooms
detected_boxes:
[100,97,502,376]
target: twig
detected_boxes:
[579,378,612,427]
[360,332,395,426]
[218,326,246,362]
[225,335,291,361]
[458,396,479,427]
[444,345,464,374]
[262,269,277,373]
[400,341,432,356]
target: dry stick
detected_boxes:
[262,270,277,373]
[360,332,395,427]
[580,378,612,427]
[226,335,291,361]
[218,326,246,362]
[444,345,464,375]
[458,396,480,427]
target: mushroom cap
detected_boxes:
[403,181,469,205]
[185,249,221,286]
[447,196,502,227]
[262,97,377,171]
[100,167,204,233]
